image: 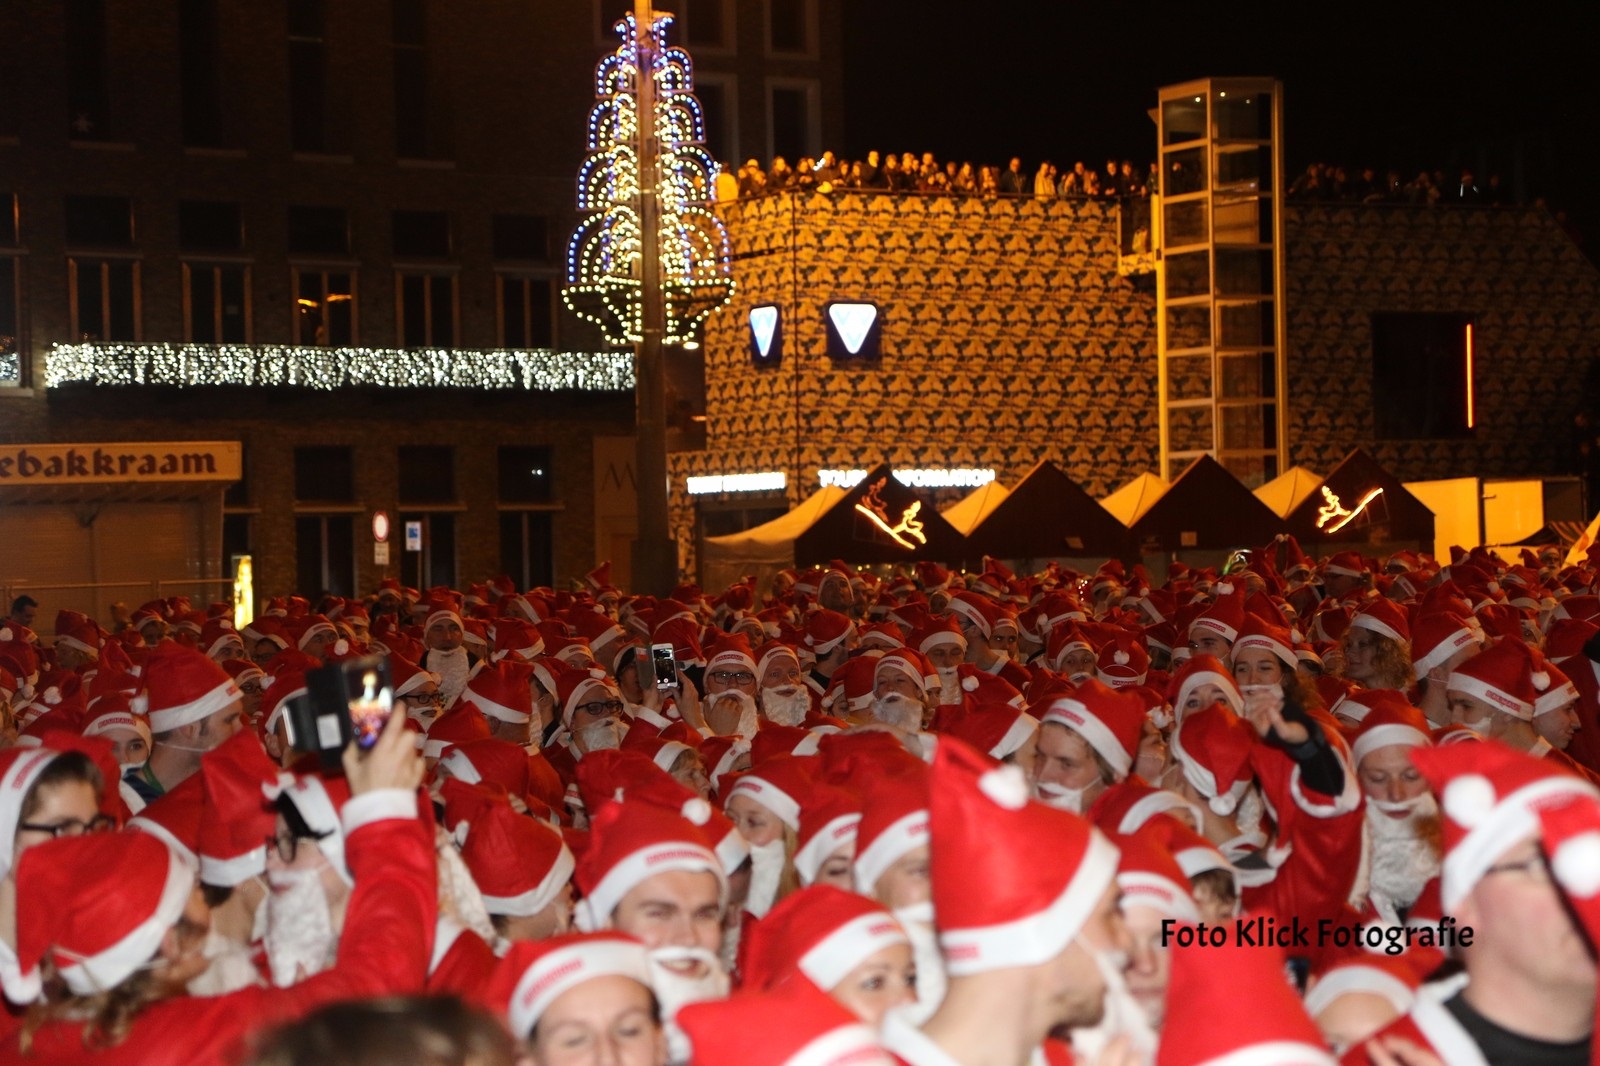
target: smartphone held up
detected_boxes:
[285,655,395,768]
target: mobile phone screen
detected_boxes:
[345,659,394,749]
[651,643,678,691]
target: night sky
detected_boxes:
[841,3,1600,244]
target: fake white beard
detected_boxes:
[651,946,731,1063]
[1036,779,1092,815]
[1235,786,1265,837]
[186,926,266,996]
[1070,947,1160,1061]
[264,869,338,987]
[431,646,471,707]
[119,758,149,776]
[936,668,963,706]
[745,837,787,919]
[576,717,624,753]
[893,902,946,1026]
[707,689,760,738]
[872,692,924,733]
[760,685,811,727]
[1366,794,1441,915]
[435,825,499,946]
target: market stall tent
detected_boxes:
[1285,448,1434,549]
[1125,455,1284,552]
[959,460,1138,563]
[1254,465,1325,518]
[941,479,1011,537]
[699,484,846,593]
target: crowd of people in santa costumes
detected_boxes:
[0,535,1599,1064]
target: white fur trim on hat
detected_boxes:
[1232,633,1297,670]
[726,774,801,830]
[938,829,1119,976]
[1042,698,1132,779]
[1412,625,1477,680]
[917,629,966,653]
[1551,829,1600,900]
[1351,724,1431,769]
[55,841,194,997]
[1172,670,1243,723]
[147,678,241,734]
[990,713,1039,761]
[1303,964,1416,1019]
[794,813,860,886]
[1349,612,1406,645]
[1535,680,1580,718]
[1188,615,1239,645]
[199,844,267,888]
[853,810,929,897]
[506,937,652,1040]
[1169,724,1248,817]
[1439,774,1599,912]
[480,843,576,918]
[798,910,908,991]
[1116,870,1200,923]
[575,840,723,932]
[1446,670,1533,721]
[783,1023,891,1066]
[470,690,531,726]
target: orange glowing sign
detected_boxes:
[1316,486,1384,534]
[855,478,927,551]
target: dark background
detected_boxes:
[841,2,1600,247]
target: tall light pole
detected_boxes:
[563,1,733,595]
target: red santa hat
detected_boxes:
[803,610,855,656]
[1113,826,1200,922]
[852,765,931,898]
[937,702,1039,763]
[1156,911,1336,1066]
[490,618,546,662]
[725,753,815,831]
[197,729,278,886]
[1323,550,1368,580]
[200,619,244,661]
[1447,638,1537,721]
[700,734,752,798]
[486,932,652,1040]
[928,738,1119,975]
[820,655,878,718]
[257,669,308,741]
[1188,584,1246,645]
[793,782,862,886]
[913,615,966,656]
[1040,678,1145,780]
[705,632,758,678]
[12,831,193,1002]
[946,591,1000,641]
[81,701,152,750]
[388,654,440,702]
[1170,703,1256,816]
[573,798,723,930]
[741,884,908,994]
[267,769,356,882]
[915,561,951,592]
[755,641,802,685]
[127,774,203,864]
[621,729,699,775]
[140,643,241,733]
[1411,740,1600,912]
[1410,611,1479,680]
[459,797,575,918]
[1231,614,1298,670]
[582,754,750,877]
[1536,791,1600,1027]
[872,649,927,694]
[553,665,620,729]
[652,615,707,669]
[1093,633,1150,688]
[1348,694,1432,767]
[1534,657,1579,719]
[1167,653,1243,722]
[1302,955,1421,1026]
[1087,781,1202,838]
[463,658,535,725]
[678,976,894,1066]
[53,613,102,660]
[1349,599,1411,645]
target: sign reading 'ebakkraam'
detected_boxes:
[0,442,242,484]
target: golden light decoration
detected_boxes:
[563,10,733,347]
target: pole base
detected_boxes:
[630,536,680,597]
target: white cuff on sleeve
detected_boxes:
[341,788,418,835]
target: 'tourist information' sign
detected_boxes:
[0,442,242,484]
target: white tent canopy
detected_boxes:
[699,485,848,592]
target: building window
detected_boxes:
[296,514,355,597]
[767,82,819,161]
[288,205,349,256]
[222,513,252,571]
[498,445,553,503]
[392,0,445,159]
[287,0,332,152]
[492,214,548,262]
[66,0,110,140]
[397,273,456,348]
[393,210,450,258]
[69,259,139,341]
[179,0,226,147]
[1371,312,1476,440]
[400,512,456,589]
[180,201,243,252]
[399,445,455,504]
[294,269,356,345]
[65,195,133,247]
[293,445,354,502]
[695,75,735,164]
[684,0,730,47]
[767,0,812,54]
[0,258,21,387]
[499,511,553,589]
[184,264,250,343]
[498,276,553,349]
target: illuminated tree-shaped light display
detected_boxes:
[563,9,733,347]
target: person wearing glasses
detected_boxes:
[700,636,759,739]
[1348,742,1599,1066]
[0,743,111,1005]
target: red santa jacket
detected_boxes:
[1341,979,1489,1066]
[425,917,499,996]
[12,792,437,1066]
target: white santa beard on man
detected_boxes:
[187,926,267,996]
[430,646,471,706]
[264,869,338,987]
[871,692,923,733]
[744,837,786,918]
[760,685,810,727]
[1069,946,1159,1062]
[575,717,624,752]
[892,901,947,1026]
[935,668,963,706]
[707,689,759,738]
[650,946,731,1063]
[1035,779,1093,815]
[1365,793,1441,917]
